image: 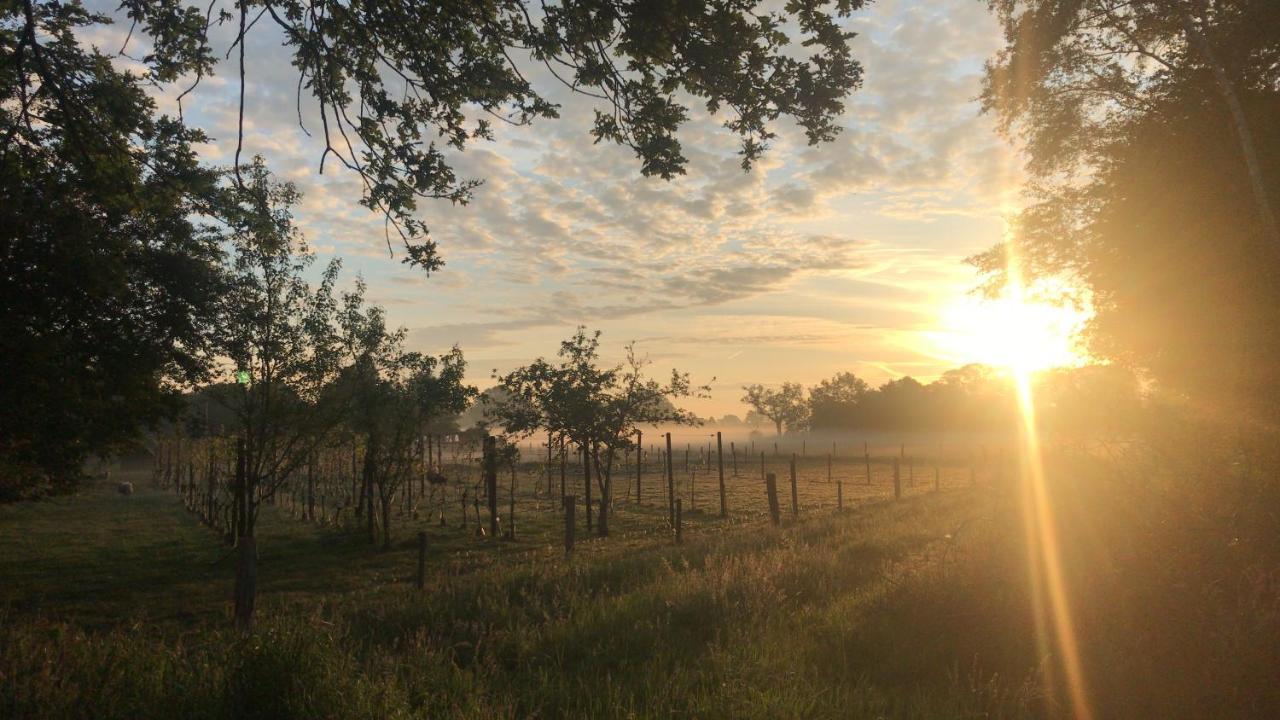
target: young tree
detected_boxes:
[491,329,704,536]
[741,383,809,436]
[210,159,351,628]
[336,294,475,549]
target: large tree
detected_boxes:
[0,1,225,498]
[3,0,867,497]
[108,0,863,267]
[977,0,1280,422]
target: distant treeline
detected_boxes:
[738,364,1142,437]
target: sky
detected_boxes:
[86,0,1059,418]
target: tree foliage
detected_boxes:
[741,382,808,436]
[976,0,1280,421]
[490,328,704,535]
[1,0,224,498]
[109,0,865,267]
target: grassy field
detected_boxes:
[2,450,1277,719]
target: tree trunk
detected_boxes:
[596,443,611,538]
[1181,8,1280,253]
[381,489,392,550]
[363,434,377,544]
[774,419,783,437]
[233,535,257,630]
[583,443,593,532]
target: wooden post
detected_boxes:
[716,431,726,518]
[564,495,576,555]
[636,429,643,504]
[731,441,738,477]
[675,499,683,544]
[789,453,799,518]
[864,441,872,485]
[306,453,315,521]
[508,462,516,540]
[765,473,781,526]
[684,444,689,472]
[484,435,498,539]
[827,453,832,483]
[583,444,593,533]
[416,531,427,589]
[665,432,675,527]
[837,480,843,510]
[893,457,902,500]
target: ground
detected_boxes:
[1,449,1276,719]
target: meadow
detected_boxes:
[3,444,1276,719]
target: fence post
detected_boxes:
[636,429,643,504]
[864,441,872,485]
[765,473,781,526]
[508,463,516,540]
[789,453,799,518]
[731,441,738,477]
[484,435,498,538]
[716,431,726,518]
[416,531,427,590]
[837,480,843,511]
[675,499,683,544]
[563,495,576,555]
[893,457,902,500]
[827,453,832,483]
[665,432,675,527]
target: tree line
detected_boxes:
[741,364,1143,438]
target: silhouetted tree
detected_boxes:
[491,329,703,536]
[210,160,353,628]
[55,0,867,267]
[807,372,872,430]
[0,1,224,499]
[976,0,1280,422]
[741,383,808,436]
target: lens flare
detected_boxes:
[1004,269,1094,720]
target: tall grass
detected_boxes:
[3,444,1278,719]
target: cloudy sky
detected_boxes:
[91,0,1035,417]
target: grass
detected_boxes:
[2,450,1277,719]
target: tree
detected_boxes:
[977,0,1280,421]
[0,1,225,499]
[336,292,475,549]
[807,372,871,430]
[491,329,703,536]
[3,0,869,498]
[210,159,352,628]
[92,0,863,266]
[741,383,808,436]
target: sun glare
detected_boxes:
[928,288,1089,375]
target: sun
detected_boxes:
[927,287,1090,375]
